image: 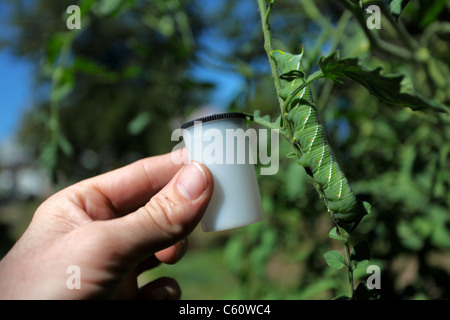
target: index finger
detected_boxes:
[80,148,188,216]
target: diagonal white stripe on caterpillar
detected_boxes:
[271,49,367,232]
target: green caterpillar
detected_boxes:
[271,49,366,232]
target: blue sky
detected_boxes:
[0,1,34,145]
[0,50,33,144]
[0,47,242,146]
[0,0,246,145]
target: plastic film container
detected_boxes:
[181,113,264,232]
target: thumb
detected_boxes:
[106,161,214,260]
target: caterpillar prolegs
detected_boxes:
[271,49,367,232]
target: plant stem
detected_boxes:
[338,0,412,60]
[256,0,357,299]
[344,241,354,299]
[257,0,284,111]
[49,35,72,147]
[256,0,330,209]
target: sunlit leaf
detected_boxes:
[328,227,347,242]
[58,132,73,157]
[318,51,449,113]
[389,0,410,21]
[128,112,152,135]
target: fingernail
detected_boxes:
[176,162,208,200]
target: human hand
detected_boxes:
[0,149,213,299]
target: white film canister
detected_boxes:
[181,112,264,232]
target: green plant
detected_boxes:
[250,0,448,299]
[12,0,206,183]
[7,0,450,300]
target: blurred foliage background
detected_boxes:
[0,0,449,299]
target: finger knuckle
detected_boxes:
[141,194,183,237]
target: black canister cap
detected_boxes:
[181,112,246,129]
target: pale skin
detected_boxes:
[0,149,214,299]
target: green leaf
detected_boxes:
[285,152,297,159]
[389,0,410,21]
[318,51,449,113]
[270,50,304,75]
[57,132,73,157]
[128,112,152,135]
[324,250,346,270]
[328,227,347,242]
[363,201,372,214]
